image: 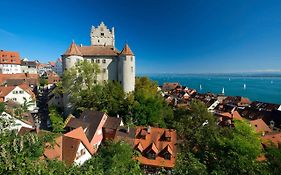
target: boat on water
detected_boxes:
[222,87,225,94]
[243,83,246,89]
[200,84,202,90]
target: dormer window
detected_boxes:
[147,152,156,160]
[161,131,171,142]
[137,129,147,139]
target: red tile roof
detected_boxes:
[134,127,177,168]
[262,132,281,148]
[120,43,134,56]
[63,41,82,56]
[44,127,95,165]
[250,119,272,133]
[63,41,119,56]
[0,50,21,65]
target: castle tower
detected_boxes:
[62,40,84,71]
[90,22,115,47]
[62,40,84,115]
[118,43,135,93]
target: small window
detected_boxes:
[12,98,17,101]
[164,154,171,160]
[103,68,106,73]
[98,40,100,43]
[147,152,156,160]
[101,33,104,36]
[102,59,106,63]
[131,57,133,61]
[131,66,133,73]
[96,59,100,63]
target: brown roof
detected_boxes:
[44,127,95,165]
[134,127,177,168]
[262,132,281,148]
[103,117,122,130]
[63,41,119,56]
[0,73,38,86]
[250,119,272,133]
[64,41,82,56]
[65,117,89,130]
[64,127,95,155]
[120,43,134,56]
[232,111,243,120]
[79,110,108,141]
[0,50,21,65]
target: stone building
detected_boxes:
[62,22,135,93]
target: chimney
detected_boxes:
[147,126,151,133]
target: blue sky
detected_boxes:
[0,0,281,73]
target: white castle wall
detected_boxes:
[90,22,115,47]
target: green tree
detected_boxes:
[265,145,281,175]
[49,106,64,133]
[132,77,173,127]
[79,141,142,175]
[173,100,264,175]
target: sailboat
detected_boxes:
[222,87,225,94]
[243,83,246,90]
[271,80,273,84]
[228,78,231,81]
[200,84,202,90]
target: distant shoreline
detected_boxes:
[138,72,281,78]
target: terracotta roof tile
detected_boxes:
[134,127,177,168]
[120,43,134,56]
[64,41,82,56]
[0,50,21,64]
[262,132,281,148]
[250,119,272,133]
[64,127,95,155]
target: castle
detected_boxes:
[62,22,135,93]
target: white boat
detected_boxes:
[222,87,225,94]
[200,84,202,90]
[271,80,273,84]
[243,84,246,89]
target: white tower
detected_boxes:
[62,40,84,71]
[118,43,135,93]
[62,41,84,115]
[90,22,115,47]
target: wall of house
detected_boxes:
[4,86,36,111]
[21,66,38,74]
[0,112,33,132]
[74,142,92,165]
[0,64,22,74]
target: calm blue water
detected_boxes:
[145,74,281,105]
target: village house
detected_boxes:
[0,111,34,133]
[0,83,37,111]
[115,126,177,174]
[21,60,38,74]
[0,50,22,74]
[43,127,95,165]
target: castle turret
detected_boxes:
[118,43,135,93]
[62,40,84,115]
[62,40,84,71]
[90,22,115,47]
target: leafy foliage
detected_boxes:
[173,100,265,175]
[49,106,64,133]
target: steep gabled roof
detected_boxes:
[63,41,82,56]
[64,127,95,155]
[250,119,272,133]
[79,110,108,141]
[120,43,134,56]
